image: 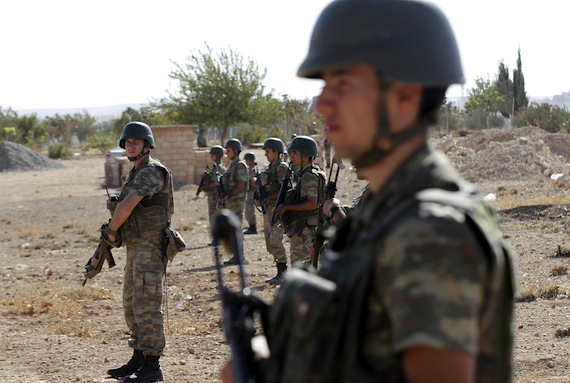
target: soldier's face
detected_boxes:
[226,147,236,160]
[289,150,302,166]
[265,149,278,163]
[315,64,379,161]
[124,138,145,157]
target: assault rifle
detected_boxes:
[82,220,117,286]
[312,158,344,268]
[194,165,210,200]
[212,210,269,383]
[253,163,268,214]
[267,165,292,239]
[213,164,227,207]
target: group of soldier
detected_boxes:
[197,135,329,286]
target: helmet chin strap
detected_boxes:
[351,77,428,170]
[128,148,150,162]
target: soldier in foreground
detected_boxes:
[222,138,248,264]
[222,0,516,382]
[243,152,258,235]
[260,138,290,285]
[98,122,174,383]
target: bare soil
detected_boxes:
[2,128,570,383]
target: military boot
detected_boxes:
[244,225,257,235]
[265,263,287,286]
[122,355,163,383]
[107,349,145,379]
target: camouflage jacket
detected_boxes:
[263,160,290,206]
[266,144,515,383]
[223,157,247,200]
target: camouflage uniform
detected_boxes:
[223,157,248,224]
[244,163,257,228]
[204,163,227,225]
[118,155,174,357]
[263,160,289,264]
[283,163,325,265]
[266,145,515,382]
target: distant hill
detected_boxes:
[16,103,146,121]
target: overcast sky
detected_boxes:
[1,0,567,110]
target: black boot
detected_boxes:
[107,349,145,379]
[123,355,163,383]
[266,263,287,286]
[244,224,257,235]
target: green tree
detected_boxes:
[433,98,462,134]
[113,106,170,135]
[464,76,504,129]
[156,44,274,144]
[513,48,529,113]
[496,61,514,118]
[14,114,45,148]
[72,111,98,146]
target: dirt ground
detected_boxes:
[2,128,570,383]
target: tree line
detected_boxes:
[1,46,569,158]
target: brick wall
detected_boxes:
[151,125,196,184]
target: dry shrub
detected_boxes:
[1,283,116,338]
[517,284,562,302]
[551,266,568,276]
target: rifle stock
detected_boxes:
[213,165,227,207]
[253,164,268,214]
[312,159,344,268]
[82,230,116,286]
[267,165,292,239]
[194,165,210,200]
[212,210,268,383]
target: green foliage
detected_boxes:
[513,48,529,113]
[496,61,514,118]
[156,44,274,144]
[113,106,170,135]
[235,123,286,146]
[463,110,504,130]
[513,102,570,133]
[48,142,71,159]
[281,95,322,137]
[87,132,119,153]
[433,99,462,133]
[464,76,504,129]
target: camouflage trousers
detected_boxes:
[225,197,245,258]
[206,192,220,225]
[288,225,315,266]
[245,189,257,227]
[263,209,287,264]
[123,239,165,356]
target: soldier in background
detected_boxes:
[260,138,290,285]
[101,122,174,383]
[222,138,247,265]
[196,128,208,148]
[243,152,258,235]
[198,145,227,246]
[278,135,326,266]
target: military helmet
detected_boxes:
[225,138,242,152]
[287,135,318,157]
[244,152,255,161]
[297,0,464,86]
[119,121,155,149]
[262,137,286,154]
[209,145,224,158]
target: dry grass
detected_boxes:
[551,266,568,276]
[495,192,570,211]
[516,284,563,302]
[0,283,116,338]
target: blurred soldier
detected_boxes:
[223,0,516,382]
[198,145,227,245]
[196,128,208,148]
[243,152,258,235]
[222,138,247,264]
[323,135,332,169]
[278,135,326,266]
[100,122,174,383]
[261,137,290,285]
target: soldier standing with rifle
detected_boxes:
[95,121,174,383]
[222,0,516,382]
[199,145,227,245]
[277,135,326,267]
[260,137,290,285]
[222,138,247,265]
[243,152,258,235]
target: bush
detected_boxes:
[236,124,285,146]
[48,143,71,159]
[513,102,570,133]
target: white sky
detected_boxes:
[1,0,568,110]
